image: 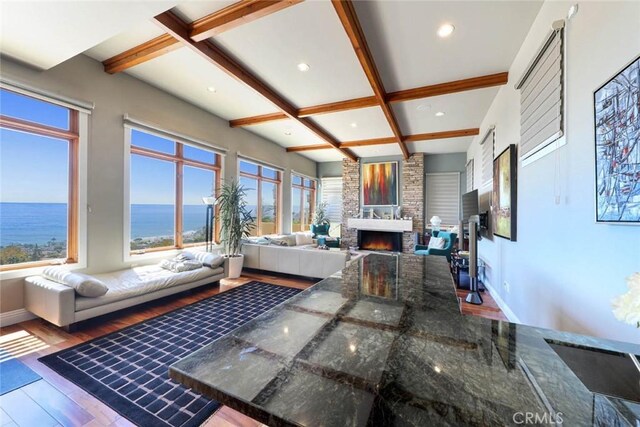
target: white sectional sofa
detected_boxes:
[24,258,228,330]
[241,240,349,279]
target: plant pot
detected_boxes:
[226,254,244,279]
[311,224,329,237]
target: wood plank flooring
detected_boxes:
[0,270,506,427]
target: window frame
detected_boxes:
[291,173,317,232]
[238,159,282,236]
[0,90,80,272]
[127,128,222,256]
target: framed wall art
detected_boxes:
[594,56,640,223]
[492,145,517,241]
[362,161,398,206]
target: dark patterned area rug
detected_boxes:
[39,281,302,427]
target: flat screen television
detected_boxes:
[462,190,479,221]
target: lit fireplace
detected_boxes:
[358,230,403,252]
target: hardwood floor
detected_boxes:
[0,270,506,427]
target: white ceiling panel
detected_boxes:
[302,150,345,163]
[354,0,542,92]
[214,0,374,108]
[393,87,499,135]
[126,48,279,120]
[85,21,167,62]
[350,144,403,158]
[173,1,238,22]
[311,107,394,142]
[411,136,474,154]
[0,1,176,70]
[245,119,327,148]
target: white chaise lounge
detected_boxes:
[24,259,228,330]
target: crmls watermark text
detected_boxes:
[513,412,564,425]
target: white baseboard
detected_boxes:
[484,280,521,324]
[0,309,37,327]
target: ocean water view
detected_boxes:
[0,203,210,246]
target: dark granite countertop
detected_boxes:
[169,253,640,426]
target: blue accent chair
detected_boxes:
[414,231,457,262]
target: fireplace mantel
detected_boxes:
[347,218,413,232]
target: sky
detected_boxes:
[0,90,217,206]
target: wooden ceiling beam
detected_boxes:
[103,34,180,74]
[331,0,409,160]
[228,95,378,127]
[230,73,508,127]
[103,0,302,74]
[190,0,302,42]
[285,128,479,152]
[386,72,509,103]
[154,10,357,161]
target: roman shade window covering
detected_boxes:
[238,154,284,171]
[124,115,227,156]
[516,21,565,159]
[320,177,343,226]
[466,159,474,192]
[426,173,460,226]
[480,128,495,185]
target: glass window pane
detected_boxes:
[292,175,302,186]
[0,89,69,130]
[131,129,175,154]
[261,181,278,235]
[262,167,278,180]
[239,176,258,236]
[303,189,314,231]
[0,128,69,264]
[183,166,216,245]
[184,144,215,164]
[240,160,258,175]
[303,178,312,188]
[291,187,302,233]
[130,154,175,250]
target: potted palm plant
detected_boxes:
[216,179,255,278]
[310,202,331,237]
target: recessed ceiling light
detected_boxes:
[297,63,310,72]
[416,104,431,111]
[207,86,216,93]
[350,122,358,128]
[435,111,445,117]
[437,23,455,38]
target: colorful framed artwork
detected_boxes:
[594,56,640,223]
[492,145,517,241]
[362,161,398,206]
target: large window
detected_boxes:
[129,129,220,253]
[239,159,281,236]
[0,89,79,270]
[320,177,342,237]
[291,174,316,232]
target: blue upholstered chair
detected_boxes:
[414,231,457,262]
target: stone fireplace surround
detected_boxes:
[341,156,424,253]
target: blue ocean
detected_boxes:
[0,203,209,246]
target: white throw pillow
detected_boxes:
[42,267,108,297]
[295,233,314,246]
[183,251,224,268]
[427,237,446,249]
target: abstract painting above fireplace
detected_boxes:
[358,230,403,252]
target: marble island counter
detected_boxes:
[169,253,640,426]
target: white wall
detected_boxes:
[0,54,317,312]
[467,1,640,344]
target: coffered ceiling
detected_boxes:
[2,0,544,163]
